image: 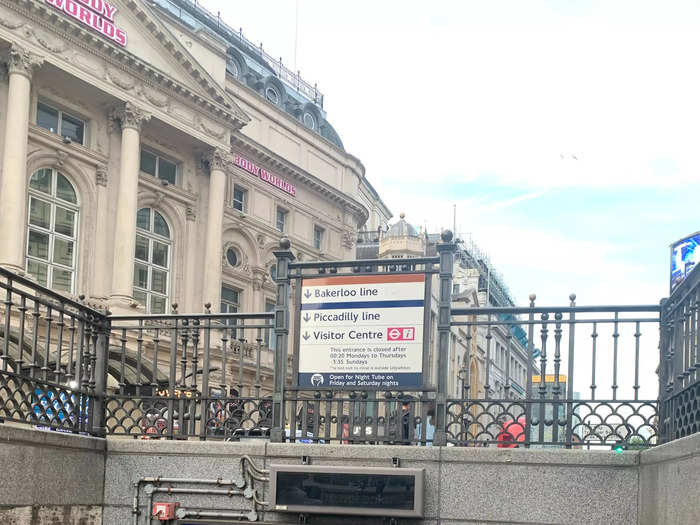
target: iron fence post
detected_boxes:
[200,304,212,440]
[433,230,455,447]
[525,294,535,448]
[565,294,576,448]
[91,315,110,437]
[271,237,294,442]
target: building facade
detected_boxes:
[0,0,389,321]
[450,239,537,401]
[357,214,469,397]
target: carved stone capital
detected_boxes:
[207,148,231,172]
[6,44,43,80]
[109,101,151,132]
[96,165,108,187]
[185,205,196,222]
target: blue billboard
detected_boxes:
[671,232,700,293]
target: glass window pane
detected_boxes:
[151,269,167,294]
[133,263,149,289]
[152,241,168,267]
[151,295,166,314]
[56,173,77,204]
[135,235,149,262]
[29,198,51,229]
[226,248,238,267]
[29,169,52,195]
[52,268,73,292]
[157,158,177,185]
[27,260,48,286]
[37,103,59,134]
[53,238,74,267]
[276,209,286,232]
[221,286,239,304]
[233,186,245,211]
[27,230,50,260]
[60,113,84,144]
[133,289,147,307]
[140,151,157,176]
[136,208,150,231]
[54,207,75,237]
[153,212,170,238]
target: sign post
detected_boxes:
[298,274,426,390]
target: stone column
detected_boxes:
[0,45,43,272]
[201,149,228,311]
[92,165,109,299]
[109,102,150,305]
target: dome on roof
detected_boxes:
[386,213,419,238]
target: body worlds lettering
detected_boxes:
[45,0,127,47]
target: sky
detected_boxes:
[202,0,699,308]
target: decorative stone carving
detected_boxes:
[256,234,265,247]
[197,116,226,140]
[207,148,230,172]
[34,31,67,54]
[96,165,108,187]
[154,191,166,206]
[106,67,135,90]
[55,150,68,167]
[110,102,151,132]
[138,84,169,108]
[6,44,43,79]
[185,205,196,222]
[0,13,25,30]
[342,231,356,249]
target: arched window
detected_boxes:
[26,168,79,293]
[133,208,171,314]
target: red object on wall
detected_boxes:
[152,502,179,521]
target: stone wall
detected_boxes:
[1,425,698,524]
[105,439,640,525]
[638,432,700,525]
[0,425,105,525]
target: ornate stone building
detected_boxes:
[0,0,391,320]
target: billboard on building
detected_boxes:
[671,231,700,294]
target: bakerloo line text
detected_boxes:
[312,330,383,340]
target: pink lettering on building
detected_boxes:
[44,0,127,47]
[233,155,296,197]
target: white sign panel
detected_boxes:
[298,274,426,389]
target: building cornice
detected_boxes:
[2,0,249,132]
[230,134,370,226]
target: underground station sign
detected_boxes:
[298,274,426,389]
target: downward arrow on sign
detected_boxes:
[304,290,312,299]
[303,314,311,322]
[303,332,310,341]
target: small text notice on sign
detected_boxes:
[298,274,425,389]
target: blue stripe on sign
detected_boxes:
[301,300,424,310]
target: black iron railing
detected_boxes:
[1,236,697,447]
[0,267,108,435]
[658,265,699,442]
